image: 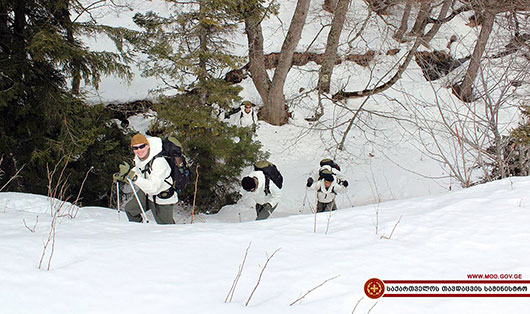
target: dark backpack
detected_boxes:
[254,160,283,195]
[319,158,341,171]
[149,137,191,194]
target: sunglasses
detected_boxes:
[132,143,147,150]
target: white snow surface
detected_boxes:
[1,177,530,313]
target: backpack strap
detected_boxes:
[240,109,256,125]
[263,176,271,196]
[145,155,173,186]
[318,183,337,195]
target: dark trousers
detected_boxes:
[255,203,277,220]
[317,201,337,213]
[125,189,175,224]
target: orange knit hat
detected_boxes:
[130,134,149,147]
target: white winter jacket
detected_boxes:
[246,170,281,207]
[308,178,346,204]
[132,136,178,205]
[238,105,258,128]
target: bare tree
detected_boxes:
[410,0,434,36]
[398,47,527,187]
[393,0,414,42]
[421,0,455,46]
[455,0,530,101]
[318,0,351,93]
[333,0,477,101]
[244,0,312,125]
[455,1,496,101]
[244,6,271,107]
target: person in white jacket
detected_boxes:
[241,170,282,220]
[115,134,177,224]
[306,169,348,212]
[237,101,258,129]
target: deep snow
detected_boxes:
[1,177,530,313]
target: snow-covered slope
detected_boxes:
[1,177,530,313]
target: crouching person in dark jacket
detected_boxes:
[113,134,176,224]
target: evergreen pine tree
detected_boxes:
[132,0,245,107]
[0,0,134,205]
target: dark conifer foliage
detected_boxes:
[0,0,131,205]
[150,94,267,213]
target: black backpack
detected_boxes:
[148,137,191,194]
[254,160,283,195]
[320,158,341,171]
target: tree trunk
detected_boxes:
[421,0,453,46]
[410,0,433,36]
[393,0,413,42]
[455,11,495,101]
[244,13,271,105]
[245,0,311,125]
[267,0,311,125]
[318,0,350,93]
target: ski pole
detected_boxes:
[345,193,354,207]
[301,188,308,214]
[116,182,120,212]
[116,181,121,220]
[127,178,149,223]
[313,189,318,233]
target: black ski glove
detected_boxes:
[306,177,314,187]
[342,180,349,187]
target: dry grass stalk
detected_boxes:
[191,164,199,224]
[351,296,364,314]
[245,248,281,306]
[39,162,91,270]
[380,216,402,240]
[0,161,26,192]
[313,190,318,232]
[23,216,39,233]
[290,275,340,306]
[324,199,336,234]
[367,301,378,313]
[225,242,251,303]
[40,163,69,271]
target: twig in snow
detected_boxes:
[290,275,340,306]
[0,163,26,192]
[225,242,251,303]
[313,190,318,232]
[351,296,364,314]
[245,248,281,306]
[380,216,402,240]
[367,301,379,314]
[191,164,199,224]
[325,199,336,234]
[23,216,39,232]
